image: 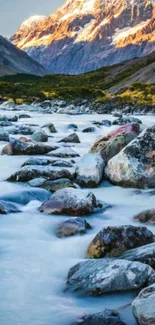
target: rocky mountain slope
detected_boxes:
[0,35,47,76]
[11,0,155,74]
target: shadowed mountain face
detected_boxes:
[11,0,155,74]
[0,36,47,76]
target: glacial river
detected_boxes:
[0,109,154,325]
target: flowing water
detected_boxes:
[0,109,154,325]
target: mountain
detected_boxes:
[0,35,47,76]
[11,0,155,74]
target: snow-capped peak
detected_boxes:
[21,15,47,28]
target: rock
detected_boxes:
[134,208,155,224]
[0,115,18,122]
[66,259,155,295]
[0,200,20,214]
[75,153,105,187]
[82,127,96,133]
[7,125,34,135]
[39,188,102,216]
[90,123,140,163]
[113,111,122,118]
[119,243,155,269]
[29,178,76,192]
[47,147,80,158]
[113,116,142,125]
[73,309,125,325]
[92,121,104,127]
[105,127,155,188]
[102,120,112,126]
[58,133,80,143]
[68,124,78,131]
[0,128,9,141]
[0,188,50,205]
[18,136,32,143]
[42,123,57,133]
[32,130,48,142]
[22,157,73,168]
[2,139,58,155]
[8,166,74,182]
[132,283,155,325]
[87,225,154,258]
[18,114,31,119]
[0,120,13,127]
[56,217,91,238]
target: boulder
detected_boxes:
[66,259,155,295]
[22,157,73,168]
[67,124,78,131]
[90,123,140,163]
[32,130,48,142]
[0,128,9,141]
[7,125,34,135]
[119,243,155,269]
[56,217,91,238]
[0,120,13,127]
[0,200,20,214]
[39,188,102,216]
[42,123,57,133]
[132,284,155,325]
[73,309,125,325]
[0,115,18,122]
[2,139,58,155]
[0,188,50,205]
[113,116,142,125]
[105,127,155,188]
[29,178,76,192]
[47,147,80,158]
[87,225,154,258]
[75,153,105,187]
[18,114,31,119]
[58,133,80,143]
[102,120,112,127]
[82,127,96,133]
[134,208,155,224]
[7,166,74,182]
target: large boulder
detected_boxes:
[119,243,155,269]
[7,166,74,182]
[56,217,91,238]
[132,283,155,325]
[58,133,80,143]
[90,123,140,163]
[113,116,142,125]
[39,188,103,216]
[87,225,154,258]
[47,147,80,158]
[75,153,105,187]
[0,128,9,141]
[2,139,58,155]
[31,130,48,142]
[73,309,125,325]
[134,208,155,224]
[66,259,155,295]
[29,178,76,192]
[105,127,155,188]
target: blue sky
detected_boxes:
[0,0,65,37]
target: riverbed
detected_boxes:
[0,109,154,325]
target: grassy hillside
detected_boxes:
[0,51,155,105]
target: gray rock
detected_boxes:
[134,208,155,224]
[0,127,9,141]
[2,139,58,155]
[32,130,48,142]
[56,217,91,238]
[73,309,125,325]
[82,127,96,133]
[87,225,154,258]
[29,178,76,192]
[119,243,155,269]
[22,157,73,168]
[7,125,34,135]
[132,283,155,325]
[0,188,50,205]
[76,153,105,187]
[18,114,31,119]
[7,166,74,182]
[42,123,57,133]
[102,120,112,127]
[105,127,155,188]
[68,124,78,131]
[58,133,80,143]
[0,200,20,214]
[39,188,102,216]
[113,116,142,125]
[0,120,13,127]
[0,115,18,122]
[47,147,80,158]
[67,259,155,295]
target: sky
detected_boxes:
[0,0,65,38]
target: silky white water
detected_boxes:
[0,109,154,325]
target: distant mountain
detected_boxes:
[0,35,47,76]
[11,0,155,74]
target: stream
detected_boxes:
[0,109,154,325]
